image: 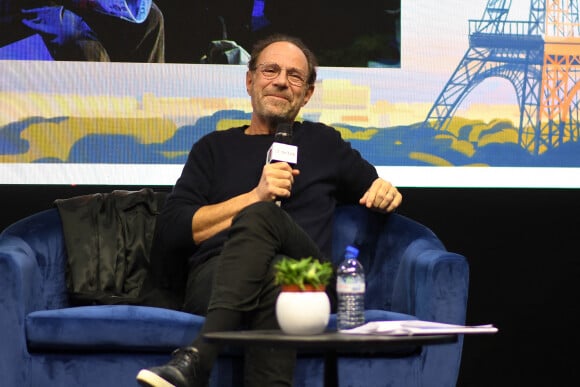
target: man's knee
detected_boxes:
[229,202,295,246]
[234,202,285,224]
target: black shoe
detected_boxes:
[136,347,206,387]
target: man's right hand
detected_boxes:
[254,162,300,202]
[191,162,300,244]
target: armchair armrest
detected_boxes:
[392,247,469,324]
[0,235,43,385]
[392,241,469,387]
[0,209,69,312]
[0,236,44,318]
[0,209,70,385]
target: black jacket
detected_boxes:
[54,188,184,309]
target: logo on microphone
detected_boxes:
[266,142,298,165]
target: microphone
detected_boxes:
[266,123,298,166]
[274,122,292,145]
[266,123,298,206]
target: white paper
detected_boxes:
[341,320,498,336]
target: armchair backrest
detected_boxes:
[2,201,454,318]
[332,205,446,312]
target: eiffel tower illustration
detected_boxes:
[424,0,580,155]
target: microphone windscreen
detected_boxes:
[274,123,293,145]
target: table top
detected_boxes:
[204,329,457,353]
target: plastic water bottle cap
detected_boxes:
[346,245,359,257]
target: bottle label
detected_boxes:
[336,278,365,293]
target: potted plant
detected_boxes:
[274,256,333,291]
[274,256,334,335]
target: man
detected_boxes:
[137,33,402,387]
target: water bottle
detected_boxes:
[336,245,365,331]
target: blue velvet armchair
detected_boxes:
[0,201,469,387]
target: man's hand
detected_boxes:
[359,177,402,213]
[254,162,300,202]
[21,6,96,45]
[192,162,299,244]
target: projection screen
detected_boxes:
[1,0,580,187]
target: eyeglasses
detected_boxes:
[255,63,308,87]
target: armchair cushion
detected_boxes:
[26,305,202,351]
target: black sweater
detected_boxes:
[157,121,379,266]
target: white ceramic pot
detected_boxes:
[276,289,330,335]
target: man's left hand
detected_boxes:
[359,177,402,213]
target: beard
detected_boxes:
[256,96,301,124]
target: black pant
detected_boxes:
[183,202,334,386]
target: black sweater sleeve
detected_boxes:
[155,136,214,255]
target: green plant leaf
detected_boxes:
[274,256,334,290]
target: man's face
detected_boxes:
[246,41,314,125]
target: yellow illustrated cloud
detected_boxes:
[0,117,176,162]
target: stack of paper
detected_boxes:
[341,320,498,336]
